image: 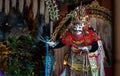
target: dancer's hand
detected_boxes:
[78,46,91,52]
[46,41,57,47]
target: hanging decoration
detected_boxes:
[11,0,16,8]
[40,0,45,15]
[45,0,59,20]
[0,0,2,12]
[0,0,59,21]
[25,0,31,8]
[5,0,10,15]
[32,0,38,19]
[18,0,24,13]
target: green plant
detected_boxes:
[6,35,39,76]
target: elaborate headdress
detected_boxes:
[71,5,89,23]
[50,0,112,41]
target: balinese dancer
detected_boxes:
[46,15,105,76]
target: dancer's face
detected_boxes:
[74,23,84,32]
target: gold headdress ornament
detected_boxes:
[69,5,90,28]
[74,6,87,17]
